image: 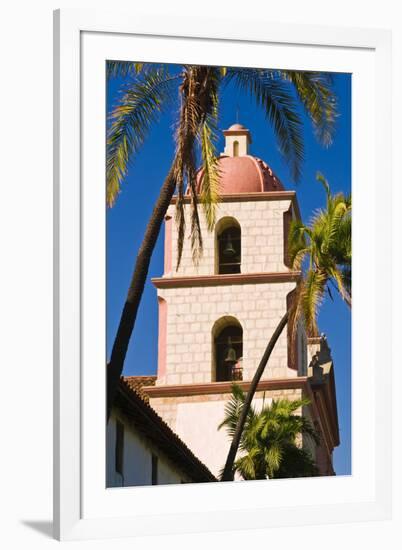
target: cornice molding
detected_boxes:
[152,271,301,289]
[143,377,308,398]
[170,191,296,204]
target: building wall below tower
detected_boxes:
[150,388,307,479]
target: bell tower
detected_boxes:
[140,124,339,478]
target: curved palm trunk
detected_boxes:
[107,166,176,420]
[106,67,212,420]
[221,311,289,481]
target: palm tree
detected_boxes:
[221,174,351,481]
[288,173,351,336]
[106,63,338,418]
[107,64,221,416]
[219,385,319,480]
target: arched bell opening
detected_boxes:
[233,140,239,157]
[215,217,241,275]
[212,317,243,382]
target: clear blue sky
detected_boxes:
[106,66,351,476]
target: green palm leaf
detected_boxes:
[281,71,338,146]
[106,61,146,79]
[301,269,327,335]
[106,68,178,206]
[174,66,222,268]
[218,383,247,437]
[199,117,221,231]
[219,387,319,480]
[226,68,304,182]
[288,173,352,333]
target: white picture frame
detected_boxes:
[53,8,392,541]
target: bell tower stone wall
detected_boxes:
[165,198,294,278]
[153,195,304,386]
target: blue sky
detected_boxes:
[106,66,351,476]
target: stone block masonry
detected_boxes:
[158,281,296,385]
[155,197,303,386]
[164,199,294,277]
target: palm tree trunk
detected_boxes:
[221,310,289,481]
[107,166,176,420]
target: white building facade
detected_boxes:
[107,378,216,487]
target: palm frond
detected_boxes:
[281,71,338,146]
[199,117,221,231]
[316,171,331,201]
[220,387,319,480]
[264,443,283,478]
[106,61,147,79]
[333,215,351,264]
[174,70,201,269]
[106,68,178,206]
[288,172,352,332]
[234,450,258,480]
[187,161,203,266]
[301,269,327,335]
[174,66,222,268]
[325,204,349,251]
[327,265,350,304]
[283,397,311,413]
[174,166,186,270]
[218,384,246,436]
[226,68,304,182]
[288,219,311,269]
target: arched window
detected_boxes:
[213,319,243,382]
[233,140,239,157]
[216,219,241,274]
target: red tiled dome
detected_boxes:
[195,155,284,194]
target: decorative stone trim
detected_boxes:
[171,190,295,203]
[143,377,309,398]
[152,271,301,289]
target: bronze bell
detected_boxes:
[223,233,236,257]
[224,337,237,364]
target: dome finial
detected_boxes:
[222,124,252,157]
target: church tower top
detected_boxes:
[193,124,284,194]
[222,123,252,157]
